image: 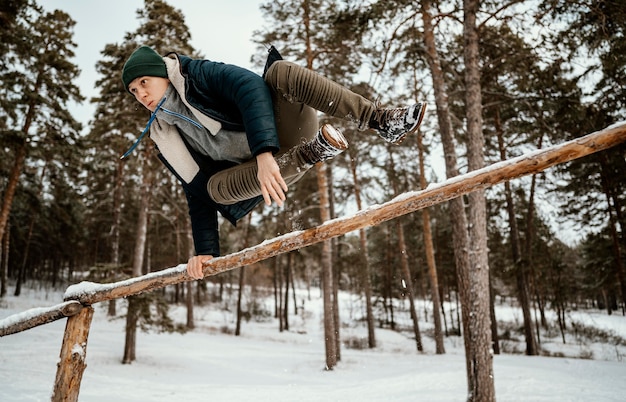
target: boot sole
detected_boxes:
[394,102,427,145]
[321,124,349,150]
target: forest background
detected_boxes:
[1,1,625,401]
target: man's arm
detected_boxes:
[186,190,220,254]
[184,191,221,279]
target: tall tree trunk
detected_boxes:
[186,217,195,330]
[283,252,292,331]
[598,154,626,313]
[236,266,246,335]
[464,0,495,399]
[122,150,154,364]
[385,226,395,330]
[291,263,298,315]
[0,143,27,258]
[14,215,35,297]
[421,0,473,381]
[235,214,252,335]
[109,160,124,317]
[273,256,279,319]
[276,255,284,331]
[524,136,546,330]
[301,0,337,367]
[123,297,138,364]
[327,166,341,361]
[388,147,422,351]
[496,110,537,355]
[14,162,46,296]
[348,149,376,348]
[1,222,9,297]
[489,276,500,355]
[0,66,42,255]
[417,130,445,354]
[397,220,423,351]
[316,163,337,370]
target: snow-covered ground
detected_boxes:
[1,284,625,402]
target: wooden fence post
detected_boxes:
[51,305,94,402]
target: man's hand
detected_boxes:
[187,255,213,280]
[256,151,288,206]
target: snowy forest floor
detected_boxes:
[1,282,626,402]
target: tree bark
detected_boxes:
[14,163,46,296]
[0,142,26,255]
[417,130,445,354]
[421,0,473,379]
[283,253,291,331]
[464,0,495,399]
[348,149,376,348]
[235,214,252,335]
[388,147,422,351]
[0,222,8,298]
[186,218,195,330]
[316,163,337,370]
[108,160,125,317]
[598,154,626,313]
[2,143,27,293]
[0,62,42,259]
[235,266,246,335]
[122,148,154,364]
[489,277,500,355]
[397,220,423,351]
[496,110,537,355]
[327,166,341,361]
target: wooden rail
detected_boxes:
[0,300,83,337]
[2,121,626,333]
[60,121,626,305]
[0,121,625,402]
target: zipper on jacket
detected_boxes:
[161,108,204,129]
[120,97,167,160]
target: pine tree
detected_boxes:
[0,0,29,298]
[539,0,626,315]
[0,4,83,293]
[87,0,196,364]
[255,0,362,370]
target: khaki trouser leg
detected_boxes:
[208,146,311,205]
[265,60,377,137]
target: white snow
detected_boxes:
[1,285,625,402]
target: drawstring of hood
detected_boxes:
[120,97,167,159]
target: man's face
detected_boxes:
[128,76,169,112]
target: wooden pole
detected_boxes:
[61,122,626,306]
[0,301,83,337]
[52,306,94,402]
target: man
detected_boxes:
[121,45,426,279]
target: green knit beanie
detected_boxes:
[122,46,167,92]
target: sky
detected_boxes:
[41,0,266,129]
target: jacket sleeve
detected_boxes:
[187,59,281,156]
[185,190,220,257]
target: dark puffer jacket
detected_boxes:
[151,52,281,257]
